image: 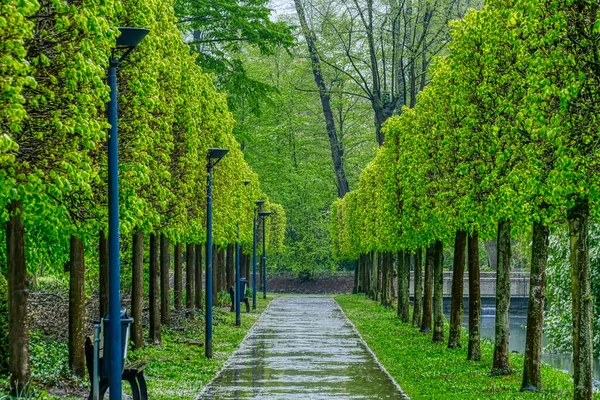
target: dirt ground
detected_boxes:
[266,272,354,294]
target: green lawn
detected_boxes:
[336,294,594,400]
[0,297,271,400]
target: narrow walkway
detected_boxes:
[197,296,407,399]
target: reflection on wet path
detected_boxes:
[197,296,407,399]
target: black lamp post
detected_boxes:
[258,211,272,300]
[236,180,251,326]
[252,200,265,309]
[107,26,148,400]
[205,148,228,358]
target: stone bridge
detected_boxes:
[409,271,530,314]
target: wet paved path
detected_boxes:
[197,296,407,399]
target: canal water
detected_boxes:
[450,307,600,381]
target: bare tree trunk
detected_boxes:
[131,230,144,349]
[491,220,512,375]
[7,201,29,391]
[99,230,108,319]
[568,197,593,400]
[174,242,183,311]
[449,230,467,348]
[293,0,350,197]
[195,244,203,310]
[160,233,170,325]
[226,244,234,290]
[484,240,498,270]
[432,240,444,342]
[397,250,405,317]
[468,230,481,361]
[186,243,195,317]
[413,248,423,327]
[353,259,359,294]
[149,233,161,344]
[420,246,433,333]
[401,252,411,322]
[213,245,219,304]
[521,220,548,392]
[371,251,379,300]
[69,235,86,377]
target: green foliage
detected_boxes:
[0,274,8,374]
[336,295,587,399]
[173,0,295,114]
[28,331,70,387]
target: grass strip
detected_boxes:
[336,294,595,400]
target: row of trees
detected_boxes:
[0,0,285,391]
[330,1,599,399]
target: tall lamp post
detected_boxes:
[107,26,148,400]
[258,211,272,300]
[236,181,251,326]
[252,200,264,309]
[205,148,229,358]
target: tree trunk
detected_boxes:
[449,230,467,349]
[219,248,227,294]
[381,253,390,307]
[568,197,593,400]
[131,229,144,349]
[149,233,161,345]
[420,246,433,333]
[397,250,406,317]
[186,243,195,317]
[160,233,170,325]
[353,259,359,294]
[401,252,410,323]
[213,245,219,304]
[521,220,549,392]
[413,248,423,327]
[7,201,30,391]
[371,251,379,300]
[244,253,250,282]
[195,244,203,310]
[293,0,350,197]
[69,235,86,377]
[468,230,481,361]
[99,230,108,319]
[174,242,183,311]
[484,240,498,270]
[226,244,234,290]
[491,220,512,375]
[432,240,444,342]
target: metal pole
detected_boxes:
[205,164,214,358]
[235,222,241,326]
[262,217,267,300]
[93,324,100,400]
[252,211,257,310]
[107,62,123,400]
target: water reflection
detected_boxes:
[450,311,600,380]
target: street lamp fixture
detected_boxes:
[205,147,229,358]
[258,211,272,300]
[106,26,148,400]
[252,200,265,309]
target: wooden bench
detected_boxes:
[85,337,148,400]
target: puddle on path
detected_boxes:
[197,296,407,399]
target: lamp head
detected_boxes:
[255,200,265,208]
[258,211,272,218]
[243,180,251,186]
[112,27,149,66]
[208,148,229,161]
[116,27,149,49]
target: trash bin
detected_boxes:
[101,309,133,377]
[240,278,248,299]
